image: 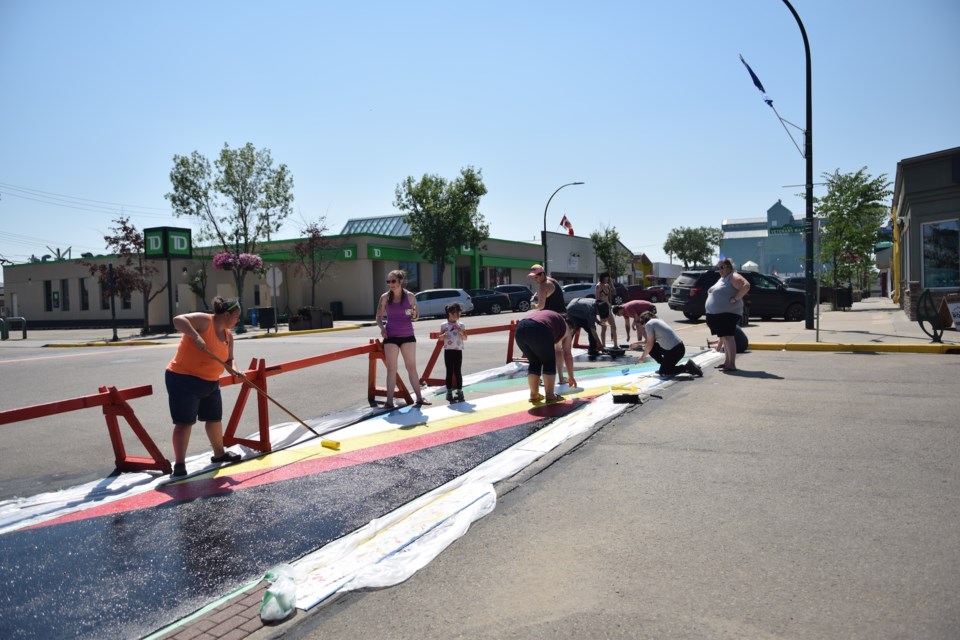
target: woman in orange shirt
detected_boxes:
[166,296,243,477]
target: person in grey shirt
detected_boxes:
[705,258,751,372]
[637,311,702,377]
[566,297,605,356]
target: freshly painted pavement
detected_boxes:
[2,296,958,639]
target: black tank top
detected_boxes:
[544,277,566,313]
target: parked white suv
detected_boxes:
[414,288,474,319]
[561,282,595,304]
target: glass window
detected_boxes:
[489,267,512,286]
[100,280,111,310]
[751,275,777,290]
[121,293,132,310]
[399,261,420,292]
[80,278,90,311]
[43,281,53,312]
[922,219,960,289]
[60,279,70,311]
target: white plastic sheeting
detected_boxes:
[289,354,716,610]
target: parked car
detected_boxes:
[625,284,668,303]
[557,281,628,305]
[782,276,816,290]
[611,282,628,304]
[413,288,474,319]
[667,269,805,321]
[493,284,534,312]
[561,282,596,304]
[464,288,510,315]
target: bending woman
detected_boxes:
[514,309,576,403]
[166,296,244,477]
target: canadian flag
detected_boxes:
[559,215,574,236]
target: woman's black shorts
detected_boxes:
[706,312,742,337]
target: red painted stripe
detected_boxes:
[30,398,590,529]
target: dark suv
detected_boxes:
[668,269,805,321]
[493,284,533,312]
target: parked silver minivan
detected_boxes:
[414,288,474,319]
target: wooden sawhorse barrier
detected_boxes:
[0,385,171,474]
[220,340,416,453]
[420,320,522,388]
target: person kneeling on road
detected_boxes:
[636,311,702,378]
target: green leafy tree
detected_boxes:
[662,226,722,268]
[165,142,294,332]
[393,166,489,288]
[291,219,338,307]
[814,168,892,290]
[79,216,165,334]
[590,225,629,280]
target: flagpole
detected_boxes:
[781,0,815,330]
[542,181,584,273]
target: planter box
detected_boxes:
[288,317,310,332]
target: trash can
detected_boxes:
[834,287,853,311]
[257,307,276,329]
[330,301,344,321]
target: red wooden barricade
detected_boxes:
[220,339,414,452]
[0,385,171,474]
[420,321,521,387]
[0,326,520,472]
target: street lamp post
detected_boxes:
[542,181,585,273]
[781,0,815,330]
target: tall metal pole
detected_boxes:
[108,263,119,342]
[542,181,585,273]
[782,0,815,329]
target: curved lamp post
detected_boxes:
[781,0,814,329]
[542,181,585,272]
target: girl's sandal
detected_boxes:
[546,394,565,403]
[529,394,545,403]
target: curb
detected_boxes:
[748,342,960,354]
[43,340,168,348]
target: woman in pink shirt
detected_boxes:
[375,270,429,409]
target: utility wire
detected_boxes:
[0,182,173,217]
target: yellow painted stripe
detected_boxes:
[749,342,959,354]
[207,386,612,478]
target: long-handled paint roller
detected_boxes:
[202,347,340,450]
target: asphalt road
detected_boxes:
[0,309,532,500]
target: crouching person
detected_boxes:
[636,311,702,377]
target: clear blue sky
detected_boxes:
[2,0,958,282]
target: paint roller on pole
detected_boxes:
[202,347,340,450]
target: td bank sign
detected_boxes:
[144,227,193,258]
